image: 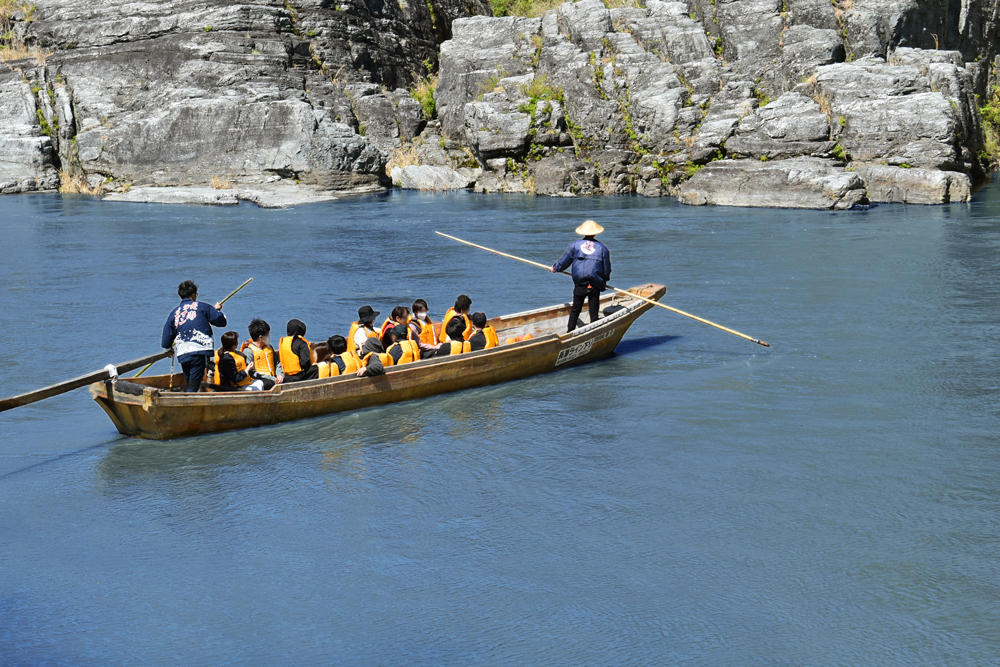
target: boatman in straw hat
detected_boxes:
[550,220,612,332]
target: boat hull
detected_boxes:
[91,284,665,439]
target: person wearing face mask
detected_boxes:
[408,299,440,358]
[242,318,282,389]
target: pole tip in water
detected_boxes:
[758,340,770,347]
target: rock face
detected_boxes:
[1,0,999,208]
[0,0,489,197]
[426,0,995,208]
[679,157,867,209]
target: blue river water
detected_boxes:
[1,187,999,665]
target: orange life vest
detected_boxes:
[439,308,472,343]
[214,349,253,387]
[241,340,276,376]
[348,321,379,353]
[409,315,436,345]
[332,353,360,375]
[444,340,472,355]
[474,326,499,349]
[279,335,311,375]
[316,361,333,379]
[388,339,420,365]
[362,351,394,368]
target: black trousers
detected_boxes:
[179,353,211,393]
[568,284,600,332]
[283,365,320,383]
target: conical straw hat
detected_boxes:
[575,220,604,236]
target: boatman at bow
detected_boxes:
[550,220,612,332]
[161,280,227,392]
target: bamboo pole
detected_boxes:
[435,231,770,347]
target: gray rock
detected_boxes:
[726,92,836,159]
[678,157,867,209]
[436,16,543,139]
[391,165,478,190]
[853,164,972,204]
[775,25,845,90]
[532,155,598,195]
[104,184,355,207]
[103,187,241,206]
[814,59,976,172]
[0,75,59,194]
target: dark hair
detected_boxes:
[313,342,331,363]
[446,316,466,341]
[248,318,270,340]
[381,329,397,349]
[455,294,472,312]
[287,319,306,337]
[328,335,348,355]
[412,299,428,312]
[391,305,410,321]
[471,312,487,328]
[178,280,198,299]
[220,331,239,351]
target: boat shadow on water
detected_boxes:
[611,335,680,356]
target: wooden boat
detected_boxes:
[90,283,666,440]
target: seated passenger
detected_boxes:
[408,299,440,359]
[312,342,334,378]
[355,333,393,377]
[327,335,361,376]
[438,294,473,343]
[215,331,265,391]
[380,306,412,339]
[348,305,380,356]
[431,317,472,357]
[279,319,319,383]
[241,318,280,390]
[385,324,420,365]
[467,312,500,351]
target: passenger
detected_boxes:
[312,342,334,378]
[160,279,227,392]
[431,317,472,357]
[241,318,280,390]
[279,318,318,383]
[467,312,500,351]
[385,324,421,365]
[408,299,437,344]
[380,305,412,339]
[438,294,473,343]
[347,305,380,356]
[327,335,361,376]
[355,331,393,377]
[215,331,265,391]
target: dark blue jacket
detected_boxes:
[161,299,227,360]
[553,238,612,290]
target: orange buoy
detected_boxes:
[504,337,518,345]
[521,333,534,340]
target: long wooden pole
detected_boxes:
[0,351,171,413]
[132,278,253,379]
[2,278,256,410]
[435,231,770,347]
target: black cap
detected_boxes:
[358,305,379,324]
[392,324,409,339]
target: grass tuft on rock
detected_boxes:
[386,141,422,173]
[410,74,437,119]
[979,85,1000,170]
[0,0,47,64]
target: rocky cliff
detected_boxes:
[2,0,1000,208]
[0,0,488,198]
[411,0,997,207]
